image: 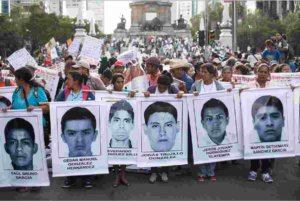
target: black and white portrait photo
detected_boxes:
[250,95,285,143]
[50,102,109,177]
[0,110,50,187]
[4,118,38,171]
[142,101,182,153]
[199,98,237,147]
[188,90,243,164]
[60,107,98,157]
[0,96,11,109]
[108,100,134,149]
[241,87,294,159]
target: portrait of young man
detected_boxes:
[108,100,134,148]
[61,107,98,157]
[0,96,11,109]
[200,98,237,147]
[251,95,285,143]
[143,101,180,152]
[4,118,38,171]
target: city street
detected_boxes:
[1,157,300,200]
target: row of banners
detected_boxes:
[0,86,299,187]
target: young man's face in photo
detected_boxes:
[109,110,133,141]
[201,107,229,145]
[5,129,38,170]
[62,119,97,157]
[144,112,179,152]
[253,105,284,142]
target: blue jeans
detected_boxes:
[198,163,216,177]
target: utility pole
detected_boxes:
[232,0,237,52]
[204,0,209,47]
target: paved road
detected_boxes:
[1,158,300,200]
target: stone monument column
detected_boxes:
[74,2,87,42]
[219,3,232,49]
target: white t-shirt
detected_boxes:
[200,81,217,93]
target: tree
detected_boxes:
[237,10,285,52]
[282,11,300,56]
[190,14,202,37]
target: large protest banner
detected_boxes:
[188,90,243,164]
[7,48,37,70]
[0,109,50,187]
[95,91,139,165]
[241,87,295,159]
[0,87,16,109]
[35,66,60,101]
[50,101,109,177]
[137,95,188,167]
[79,36,103,65]
[293,87,300,156]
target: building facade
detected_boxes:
[256,0,296,19]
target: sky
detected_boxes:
[103,0,256,34]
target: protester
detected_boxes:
[143,71,183,183]
[1,67,49,192]
[72,60,106,90]
[246,63,274,183]
[55,71,95,189]
[111,61,125,75]
[219,66,233,82]
[169,59,193,92]
[262,39,281,64]
[100,68,113,87]
[145,56,162,87]
[190,63,225,182]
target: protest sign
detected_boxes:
[188,90,243,164]
[0,87,16,109]
[50,101,109,177]
[79,36,103,65]
[95,91,139,165]
[0,109,50,187]
[68,37,81,56]
[241,87,295,159]
[117,50,137,65]
[137,95,188,168]
[7,48,37,70]
[35,66,60,101]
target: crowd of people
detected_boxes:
[0,32,299,192]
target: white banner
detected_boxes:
[241,87,295,159]
[95,91,139,165]
[35,66,60,101]
[137,95,188,168]
[7,48,37,70]
[79,36,103,65]
[0,87,16,109]
[188,90,243,164]
[50,101,109,177]
[0,110,50,187]
[293,87,300,156]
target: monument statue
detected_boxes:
[177,15,187,30]
[117,15,126,30]
[141,17,162,31]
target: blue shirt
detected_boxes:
[262,49,281,62]
[66,90,83,101]
[12,86,48,109]
[180,72,194,92]
[12,86,48,125]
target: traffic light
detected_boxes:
[198,31,205,47]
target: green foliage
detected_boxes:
[0,4,103,58]
[237,10,285,51]
[189,14,202,37]
[282,11,300,54]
